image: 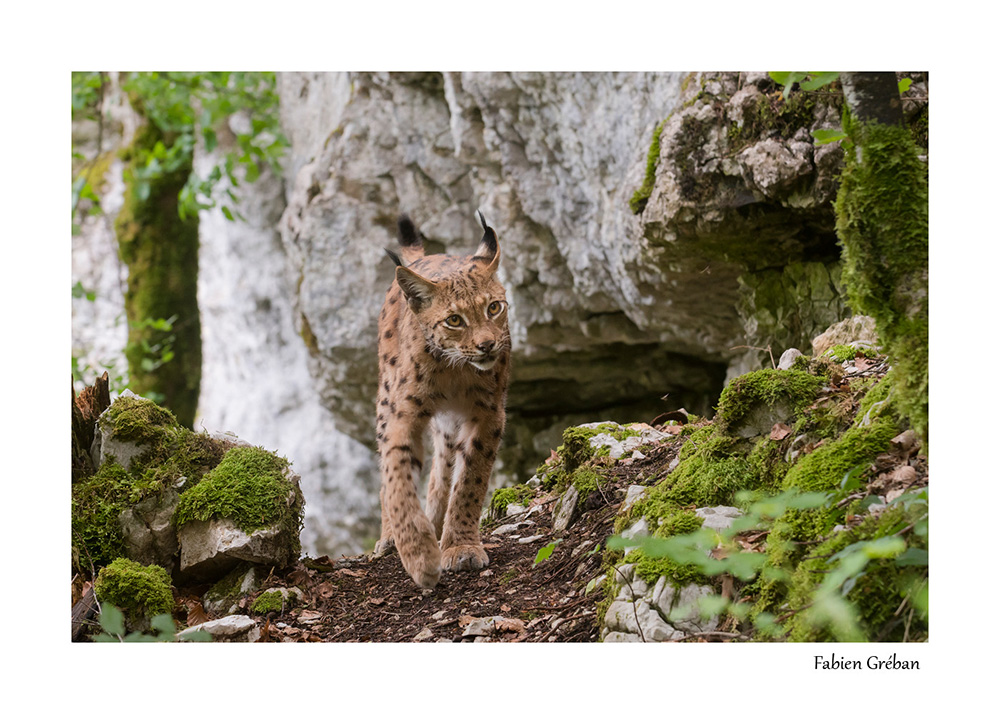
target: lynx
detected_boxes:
[373,212,510,588]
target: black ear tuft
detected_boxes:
[384,248,403,267]
[477,211,498,257]
[397,214,422,248]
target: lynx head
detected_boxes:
[394,213,509,371]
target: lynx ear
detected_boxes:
[474,211,500,271]
[395,265,437,311]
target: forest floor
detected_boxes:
[173,440,684,643]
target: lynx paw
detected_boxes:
[372,537,396,559]
[400,545,442,589]
[441,544,489,572]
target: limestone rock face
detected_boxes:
[276,71,851,481]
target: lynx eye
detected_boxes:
[487,301,503,317]
[445,314,465,328]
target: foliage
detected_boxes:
[94,602,211,642]
[534,539,562,567]
[72,71,287,228]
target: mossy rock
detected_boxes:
[174,446,301,535]
[73,396,234,573]
[94,558,174,631]
[835,116,928,443]
[715,369,826,438]
[99,394,178,445]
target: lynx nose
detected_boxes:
[478,340,496,354]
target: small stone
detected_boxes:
[517,534,546,544]
[619,485,647,513]
[694,505,743,532]
[413,627,434,642]
[552,485,580,532]
[177,615,260,643]
[620,517,649,554]
[505,503,528,517]
[777,348,803,370]
[492,523,521,536]
[462,616,500,638]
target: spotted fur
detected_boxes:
[374,213,510,588]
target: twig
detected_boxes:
[729,344,776,370]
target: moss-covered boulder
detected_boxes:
[72,391,302,586]
[175,446,304,580]
[94,558,175,632]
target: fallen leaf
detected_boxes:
[338,569,365,578]
[886,465,919,487]
[316,582,335,599]
[185,601,211,627]
[770,422,792,441]
[496,618,526,633]
[545,449,559,465]
[663,424,683,435]
[500,604,511,613]
[479,569,493,578]
[366,597,385,606]
[458,614,476,627]
[854,355,875,371]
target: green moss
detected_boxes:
[824,343,879,362]
[489,484,534,519]
[783,418,897,493]
[251,589,295,615]
[716,369,825,430]
[835,117,928,442]
[570,467,607,501]
[72,460,134,567]
[852,370,897,429]
[72,401,232,571]
[116,115,201,428]
[100,395,178,444]
[94,558,174,620]
[785,503,927,642]
[629,119,666,214]
[555,423,642,474]
[174,447,301,538]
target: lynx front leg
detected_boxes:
[378,415,441,588]
[440,413,505,572]
[426,414,462,539]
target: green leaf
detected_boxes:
[150,613,176,636]
[898,78,912,94]
[99,603,125,638]
[860,535,907,559]
[800,72,840,91]
[812,128,848,145]
[769,72,808,99]
[894,547,928,567]
[534,539,562,566]
[221,205,235,222]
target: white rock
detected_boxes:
[667,583,719,632]
[178,518,295,580]
[620,517,649,554]
[777,347,803,370]
[694,505,744,532]
[552,485,580,532]
[177,615,260,643]
[620,485,648,513]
